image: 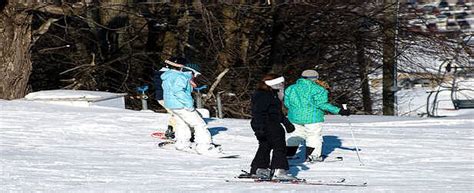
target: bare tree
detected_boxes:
[0,2,34,99]
[382,0,398,115]
[0,1,81,99]
[7,1,468,117]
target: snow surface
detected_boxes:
[1,98,474,192]
[24,90,125,100]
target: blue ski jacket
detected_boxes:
[161,69,194,110]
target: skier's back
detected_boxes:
[161,57,223,156]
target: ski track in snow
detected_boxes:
[1,100,473,192]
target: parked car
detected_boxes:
[427,23,438,32]
[439,0,449,8]
[437,15,448,31]
[437,14,448,23]
[446,20,461,31]
[457,19,471,29]
[422,5,439,14]
[456,0,466,7]
[454,11,468,20]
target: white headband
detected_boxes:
[182,66,202,77]
[264,76,285,86]
[164,60,184,67]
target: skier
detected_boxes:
[154,65,176,139]
[161,56,223,155]
[249,74,296,180]
[284,69,350,162]
[154,62,202,140]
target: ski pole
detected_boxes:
[342,104,364,166]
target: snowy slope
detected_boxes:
[1,99,473,192]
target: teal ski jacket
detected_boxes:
[284,78,341,124]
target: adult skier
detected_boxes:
[249,74,296,180]
[161,56,223,156]
[284,69,350,162]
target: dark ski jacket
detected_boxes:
[250,90,294,137]
[153,67,169,100]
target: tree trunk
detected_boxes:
[382,0,398,115]
[269,5,285,74]
[0,4,33,99]
[161,3,184,60]
[100,0,129,56]
[216,4,238,72]
[355,31,372,114]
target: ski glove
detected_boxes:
[339,109,351,116]
[282,117,295,133]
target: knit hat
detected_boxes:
[183,63,201,76]
[301,69,319,80]
[164,56,188,67]
[184,63,201,73]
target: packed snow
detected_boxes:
[1,91,473,192]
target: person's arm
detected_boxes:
[283,87,293,109]
[250,93,270,138]
[314,89,340,114]
[281,116,295,133]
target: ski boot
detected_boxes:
[272,169,298,181]
[255,168,271,179]
[164,126,175,140]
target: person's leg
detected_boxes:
[173,109,215,154]
[272,134,297,180]
[270,126,289,171]
[171,109,193,150]
[250,140,271,175]
[304,123,323,159]
[285,124,307,157]
[158,100,176,139]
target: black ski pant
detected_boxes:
[250,125,288,173]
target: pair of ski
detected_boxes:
[227,171,367,187]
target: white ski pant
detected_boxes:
[157,100,176,128]
[171,109,212,148]
[286,123,323,157]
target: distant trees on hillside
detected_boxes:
[0,0,470,117]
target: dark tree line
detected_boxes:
[1,0,470,117]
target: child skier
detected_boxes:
[249,74,296,180]
[154,66,176,139]
[161,56,223,156]
[284,69,350,162]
